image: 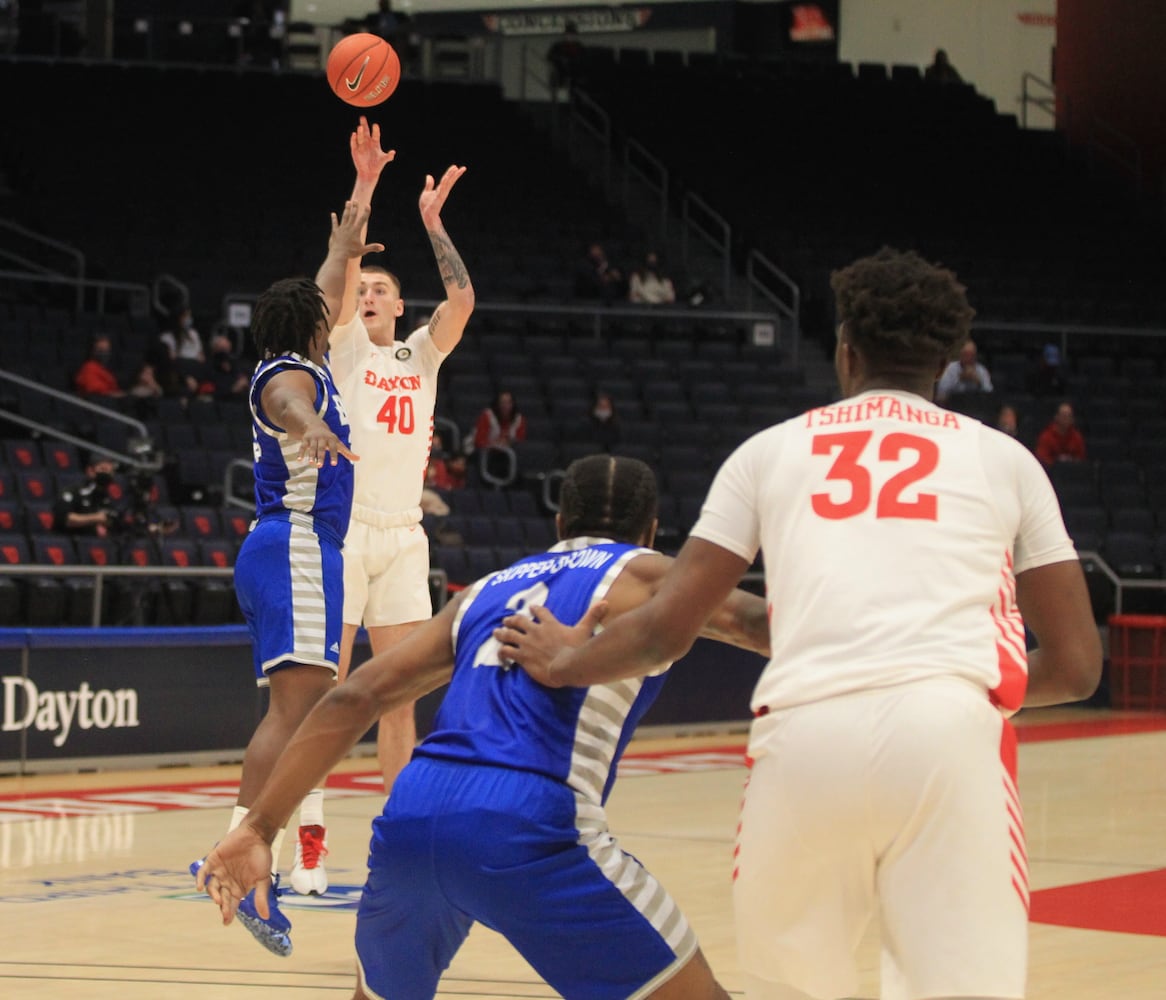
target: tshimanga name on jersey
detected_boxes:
[2,677,140,747]
[490,548,615,585]
[805,396,963,428]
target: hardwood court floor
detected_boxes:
[1,707,1164,998]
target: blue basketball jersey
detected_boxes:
[416,537,670,806]
[248,353,353,543]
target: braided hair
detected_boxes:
[250,277,329,361]
[559,454,657,545]
[830,247,975,376]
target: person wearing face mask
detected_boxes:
[73,333,125,398]
[580,389,621,452]
[52,455,121,535]
[159,307,206,364]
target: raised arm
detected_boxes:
[194,595,464,923]
[419,165,475,353]
[332,116,396,328]
[317,199,384,331]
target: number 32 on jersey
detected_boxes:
[811,430,939,520]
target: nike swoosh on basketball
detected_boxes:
[345,57,370,91]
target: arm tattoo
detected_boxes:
[428,230,470,290]
[427,304,444,338]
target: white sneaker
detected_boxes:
[289,824,329,895]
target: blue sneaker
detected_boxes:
[189,858,293,958]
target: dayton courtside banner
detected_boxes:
[0,627,259,772]
[0,627,764,773]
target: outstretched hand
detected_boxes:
[493,601,608,687]
[350,115,396,182]
[298,422,360,468]
[418,165,467,228]
[194,824,275,926]
[330,199,385,261]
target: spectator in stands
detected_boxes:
[473,390,527,451]
[546,20,585,92]
[924,48,963,85]
[364,0,417,73]
[573,241,626,303]
[234,0,286,69]
[125,359,165,418]
[1035,401,1087,467]
[628,250,677,306]
[425,430,467,492]
[208,332,250,401]
[1031,343,1066,397]
[936,338,992,403]
[73,333,125,399]
[365,0,399,38]
[159,306,206,368]
[995,403,1020,439]
[52,454,118,536]
[575,389,621,452]
[422,430,465,529]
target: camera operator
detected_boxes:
[53,455,121,537]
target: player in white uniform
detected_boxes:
[495,247,1102,1000]
[287,117,474,896]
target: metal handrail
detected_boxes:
[1087,117,1142,189]
[404,297,783,342]
[0,563,232,628]
[567,89,613,196]
[745,250,801,364]
[223,458,255,511]
[1077,550,1165,617]
[0,268,150,316]
[0,564,453,624]
[1020,71,1056,129]
[0,218,86,312]
[623,138,669,244]
[153,272,191,317]
[0,368,160,472]
[680,192,732,300]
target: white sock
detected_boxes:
[271,827,287,873]
[229,805,286,878]
[227,805,249,833]
[299,788,325,828]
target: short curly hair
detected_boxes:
[559,454,657,545]
[830,247,975,374]
[251,277,328,361]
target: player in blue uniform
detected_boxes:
[193,200,381,957]
[194,454,770,999]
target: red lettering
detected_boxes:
[811,430,940,521]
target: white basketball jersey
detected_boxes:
[691,389,1077,717]
[328,315,446,515]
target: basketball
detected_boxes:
[326,33,400,107]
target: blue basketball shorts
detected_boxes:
[234,516,344,684]
[354,756,698,1000]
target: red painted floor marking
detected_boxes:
[1031,868,1166,937]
